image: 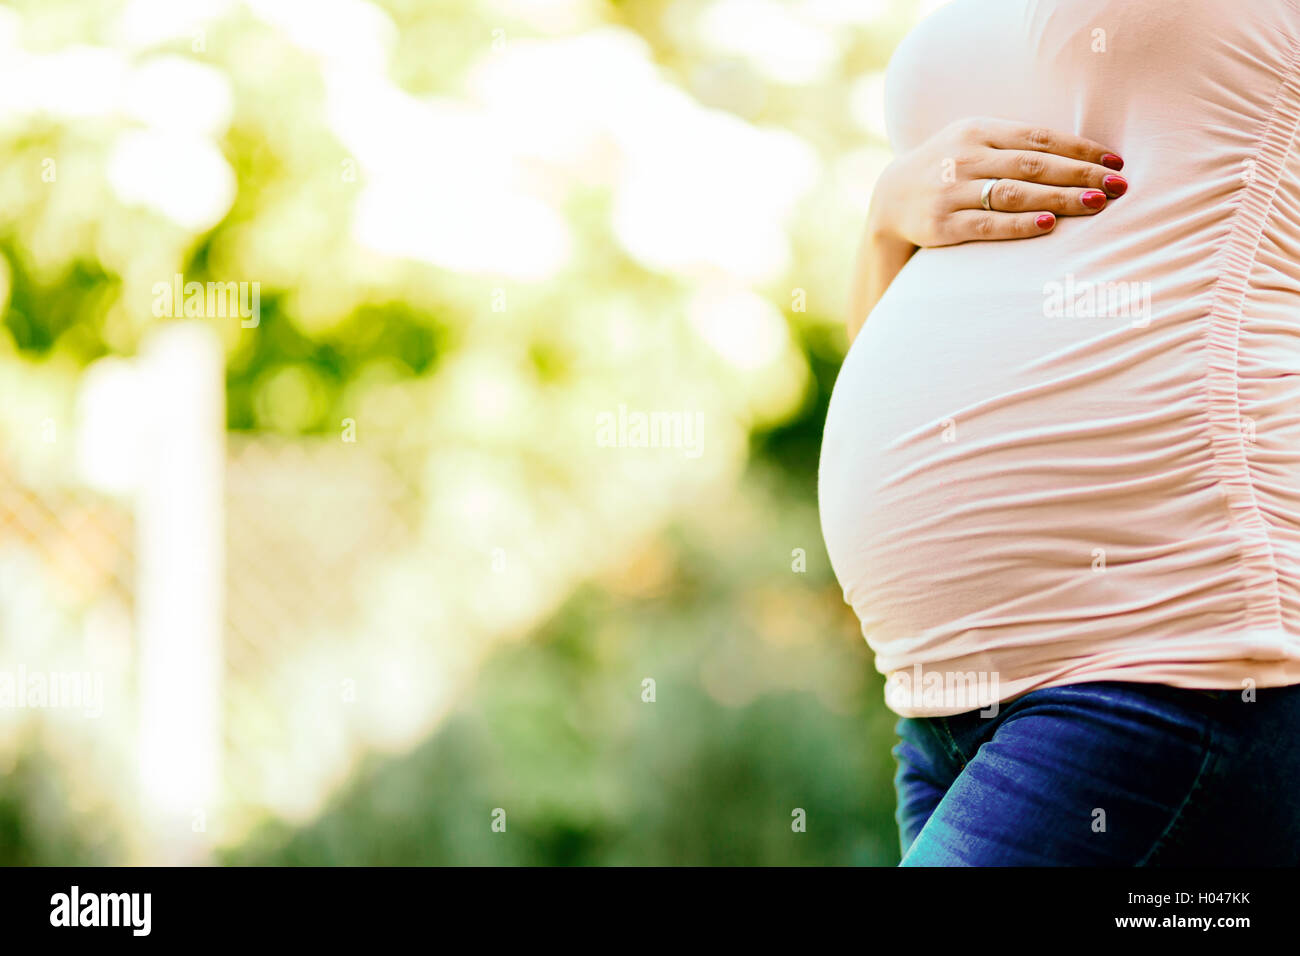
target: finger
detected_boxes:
[943,209,1057,244]
[976,149,1128,195]
[965,178,1112,215]
[973,118,1123,169]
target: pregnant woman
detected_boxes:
[819,0,1300,865]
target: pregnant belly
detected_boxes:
[817,240,1257,677]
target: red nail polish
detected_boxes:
[1082,190,1107,209]
[1103,175,1127,197]
[1101,153,1124,170]
[1036,214,1055,229]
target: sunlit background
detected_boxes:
[0,0,944,865]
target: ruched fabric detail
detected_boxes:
[1202,17,1300,635]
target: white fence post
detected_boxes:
[133,321,225,864]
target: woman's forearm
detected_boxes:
[847,157,916,341]
[846,218,916,343]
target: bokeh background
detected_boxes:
[0,0,941,865]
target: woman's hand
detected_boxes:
[847,118,1127,340]
[873,117,1127,247]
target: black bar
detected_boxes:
[0,865,1282,941]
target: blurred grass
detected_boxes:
[220,467,899,866]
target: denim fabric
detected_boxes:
[893,681,1300,866]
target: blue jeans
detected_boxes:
[893,680,1300,866]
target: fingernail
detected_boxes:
[1081,190,1107,209]
[1101,153,1124,170]
[1036,213,1055,230]
[1103,175,1128,197]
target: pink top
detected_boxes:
[818,0,1300,717]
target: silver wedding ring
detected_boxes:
[980,178,1000,212]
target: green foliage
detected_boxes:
[1,239,118,361]
[223,299,449,432]
[0,732,121,866]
